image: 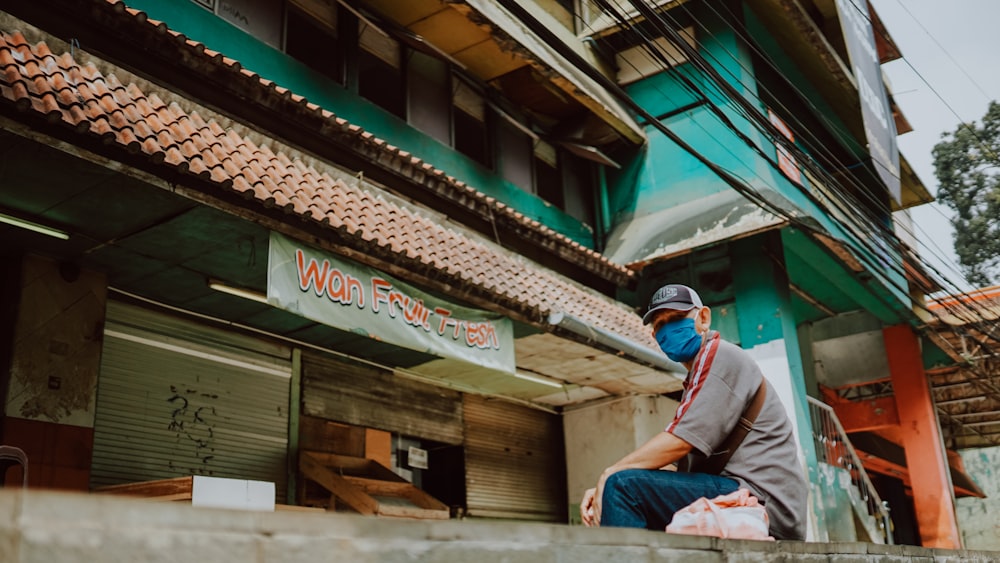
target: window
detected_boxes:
[196,0,599,235]
[534,141,563,208]
[496,114,534,194]
[407,51,451,145]
[615,31,695,85]
[561,152,596,227]
[358,22,404,118]
[285,4,342,84]
[452,78,490,168]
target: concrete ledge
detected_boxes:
[0,490,997,562]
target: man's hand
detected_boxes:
[579,432,694,528]
[580,487,599,527]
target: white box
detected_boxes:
[191,476,276,511]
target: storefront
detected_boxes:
[91,300,293,502]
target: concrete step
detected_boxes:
[0,490,994,562]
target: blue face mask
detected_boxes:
[655,317,702,363]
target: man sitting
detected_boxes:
[580,283,807,540]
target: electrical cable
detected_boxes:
[659,1,984,304]
[795,0,1000,324]
[584,2,924,324]
[619,1,1000,422]
[581,0,1000,354]
[884,0,993,107]
[625,0,1000,339]
[580,0,976,334]
[572,2,995,446]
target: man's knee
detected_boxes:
[603,469,647,499]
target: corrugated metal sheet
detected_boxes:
[463,395,565,522]
[91,302,291,503]
[301,352,463,445]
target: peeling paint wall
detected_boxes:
[956,446,1000,550]
[5,255,106,427]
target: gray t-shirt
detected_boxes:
[667,331,807,540]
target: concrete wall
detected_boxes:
[0,490,997,562]
[957,445,1000,550]
[1,255,106,490]
[563,395,679,521]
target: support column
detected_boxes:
[884,324,961,548]
[731,233,826,540]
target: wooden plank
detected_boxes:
[377,504,449,520]
[275,504,326,513]
[303,451,404,482]
[299,416,366,457]
[405,487,450,511]
[365,428,392,469]
[301,451,372,473]
[151,493,194,502]
[299,452,378,515]
[342,476,414,496]
[95,476,193,498]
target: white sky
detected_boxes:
[869,0,1000,293]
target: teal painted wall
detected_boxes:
[741,9,863,164]
[121,0,595,247]
[606,2,911,319]
[608,6,769,227]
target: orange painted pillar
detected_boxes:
[883,324,961,548]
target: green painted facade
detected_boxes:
[124,1,934,365]
[122,0,596,247]
[607,2,912,329]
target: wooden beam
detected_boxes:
[299,450,449,519]
[95,476,193,499]
[365,428,392,469]
[831,396,899,432]
[303,451,405,482]
[378,504,450,520]
[299,452,379,515]
[343,476,416,497]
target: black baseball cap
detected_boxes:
[642,284,703,325]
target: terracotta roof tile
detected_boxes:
[0,28,658,350]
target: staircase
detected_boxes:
[808,397,892,544]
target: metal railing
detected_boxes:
[807,397,893,544]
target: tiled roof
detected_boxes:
[0,28,660,351]
[66,0,634,286]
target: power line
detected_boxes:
[662,0,980,304]
[884,0,994,107]
[848,0,1000,166]
[570,0,1000,443]
[637,0,1000,333]
[577,0,1000,348]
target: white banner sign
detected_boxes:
[267,232,515,373]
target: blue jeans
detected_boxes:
[601,469,740,530]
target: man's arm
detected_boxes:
[580,431,693,526]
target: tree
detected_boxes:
[932,101,1000,286]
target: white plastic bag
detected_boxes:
[665,488,773,541]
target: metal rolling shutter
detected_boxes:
[301,352,463,445]
[91,301,292,502]
[464,394,566,522]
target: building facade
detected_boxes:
[0,0,990,547]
